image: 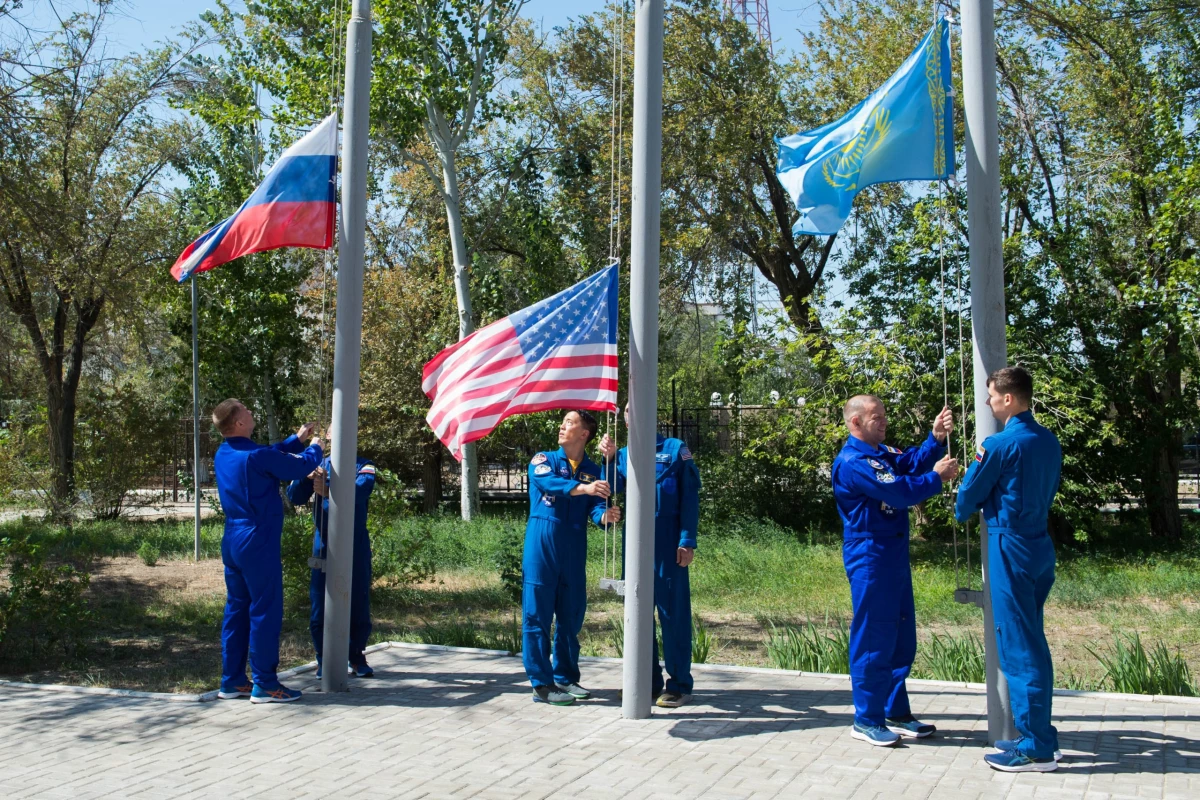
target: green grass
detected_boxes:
[2,512,1199,694]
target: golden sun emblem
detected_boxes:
[821,105,892,190]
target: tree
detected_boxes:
[0,6,196,511]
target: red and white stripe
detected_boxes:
[422,320,617,460]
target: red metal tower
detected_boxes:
[725,0,773,54]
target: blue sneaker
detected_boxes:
[994,739,1062,761]
[886,715,935,738]
[249,683,303,704]
[217,679,253,699]
[984,750,1058,773]
[350,661,374,678]
[850,722,900,747]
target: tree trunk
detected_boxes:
[260,365,281,443]
[1143,431,1182,540]
[422,435,443,514]
[45,382,77,513]
[441,151,480,520]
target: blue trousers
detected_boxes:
[990,531,1059,759]
[651,521,693,695]
[221,522,284,688]
[844,535,916,727]
[309,531,373,666]
[522,518,586,688]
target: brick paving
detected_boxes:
[0,643,1197,799]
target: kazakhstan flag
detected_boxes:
[776,18,953,236]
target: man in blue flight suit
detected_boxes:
[956,367,1063,773]
[211,399,324,704]
[599,403,701,708]
[285,450,377,679]
[523,410,622,706]
[832,395,958,746]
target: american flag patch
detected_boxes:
[975,446,986,463]
[358,464,376,475]
[680,447,692,461]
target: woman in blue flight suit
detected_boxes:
[831,395,957,745]
[211,399,324,704]
[523,410,621,706]
[599,409,701,709]
[286,454,377,678]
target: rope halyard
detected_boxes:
[600,1,629,592]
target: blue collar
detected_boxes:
[846,435,881,454]
[223,436,257,449]
[1006,410,1036,429]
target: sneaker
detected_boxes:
[993,739,1062,762]
[350,661,374,678]
[217,680,253,699]
[249,684,303,704]
[532,686,576,706]
[850,722,901,747]
[555,682,590,699]
[656,691,691,708]
[315,662,322,679]
[886,715,936,738]
[984,750,1058,773]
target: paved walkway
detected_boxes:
[1,644,1197,799]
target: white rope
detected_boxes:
[601,1,628,585]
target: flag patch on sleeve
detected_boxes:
[680,447,692,461]
[884,445,902,455]
[358,464,376,475]
[975,445,986,463]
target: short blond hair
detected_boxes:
[212,399,245,436]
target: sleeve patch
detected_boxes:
[358,465,376,475]
[534,464,552,476]
[975,445,986,463]
[680,447,692,460]
[531,453,548,465]
[875,471,896,483]
[884,445,902,455]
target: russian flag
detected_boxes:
[171,114,338,282]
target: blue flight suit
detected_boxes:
[956,410,1062,759]
[214,434,324,689]
[608,436,701,696]
[522,448,608,689]
[285,457,376,668]
[831,432,945,728]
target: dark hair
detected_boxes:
[212,398,245,436]
[987,366,1034,404]
[572,409,599,442]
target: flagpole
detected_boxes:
[960,0,1015,744]
[622,0,664,720]
[191,275,201,562]
[321,0,371,694]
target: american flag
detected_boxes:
[423,265,619,460]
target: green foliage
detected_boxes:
[913,632,985,684]
[1088,632,1198,697]
[494,525,524,604]
[0,535,91,664]
[418,614,521,655]
[136,540,161,568]
[371,516,437,590]
[765,619,851,674]
[609,615,624,658]
[75,381,176,520]
[691,613,718,665]
[281,515,314,613]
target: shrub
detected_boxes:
[0,535,91,663]
[765,618,850,674]
[495,526,524,604]
[913,632,984,683]
[136,540,160,567]
[371,517,436,589]
[692,613,719,664]
[1088,633,1198,697]
[281,515,314,613]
